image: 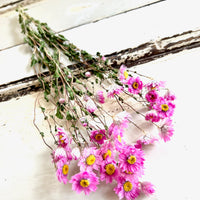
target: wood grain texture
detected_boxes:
[0,0,162,50]
[1,28,200,102]
[1,47,200,199]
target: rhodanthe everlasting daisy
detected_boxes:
[95,90,105,104]
[107,85,124,98]
[90,129,106,144]
[145,112,160,122]
[145,81,165,91]
[119,65,129,84]
[135,136,158,149]
[70,171,99,195]
[56,158,70,184]
[153,97,175,119]
[53,147,67,163]
[164,90,176,101]
[159,118,174,142]
[118,145,145,176]
[111,111,131,131]
[114,177,140,200]
[140,181,155,196]
[86,99,97,113]
[98,140,115,161]
[100,158,119,183]
[78,147,101,171]
[56,127,70,147]
[127,77,143,95]
[145,90,159,104]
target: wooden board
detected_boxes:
[1,0,200,87]
[0,47,199,199]
[0,0,162,50]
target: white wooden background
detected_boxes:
[1,0,200,199]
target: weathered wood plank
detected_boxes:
[0,0,162,50]
[1,28,200,102]
[0,46,199,199]
[1,0,199,86]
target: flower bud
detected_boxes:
[85,71,91,77]
[59,98,65,104]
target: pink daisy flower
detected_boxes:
[56,158,70,184]
[80,117,88,127]
[140,181,155,196]
[98,140,115,161]
[70,171,99,195]
[100,158,119,183]
[159,118,174,142]
[107,85,124,98]
[145,81,165,91]
[95,90,105,104]
[109,123,124,138]
[114,177,140,200]
[127,77,143,95]
[78,147,101,171]
[153,97,175,119]
[56,127,70,147]
[145,112,160,122]
[86,99,97,113]
[135,136,158,149]
[164,90,176,101]
[119,65,129,84]
[112,111,131,130]
[114,134,126,152]
[145,90,159,104]
[52,147,67,163]
[118,145,145,176]
[90,129,106,144]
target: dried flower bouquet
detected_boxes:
[17,8,175,200]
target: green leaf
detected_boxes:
[40,132,44,137]
[58,34,67,42]
[67,87,74,100]
[31,55,37,67]
[56,108,63,119]
[95,72,104,79]
[40,106,45,112]
[66,111,73,120]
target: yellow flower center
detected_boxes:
[123,181,133,192]
[80,179,90,188]
[127,155,137,164]
[86,155,96,165]
[118,135,122,143]
[125,170,133,175]
[59,135,64,144]
[95,133,103,141]
[132,82,139,89]
[62,164,69,175]
[161,104,169,112]
[124,71,128,79]
[105,164,115,175]
[103,150,112,160]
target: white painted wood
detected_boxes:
[0,0,161,50]
[1,0,200,85]
[0,47,199,199]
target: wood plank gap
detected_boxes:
[1,28,200,102]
